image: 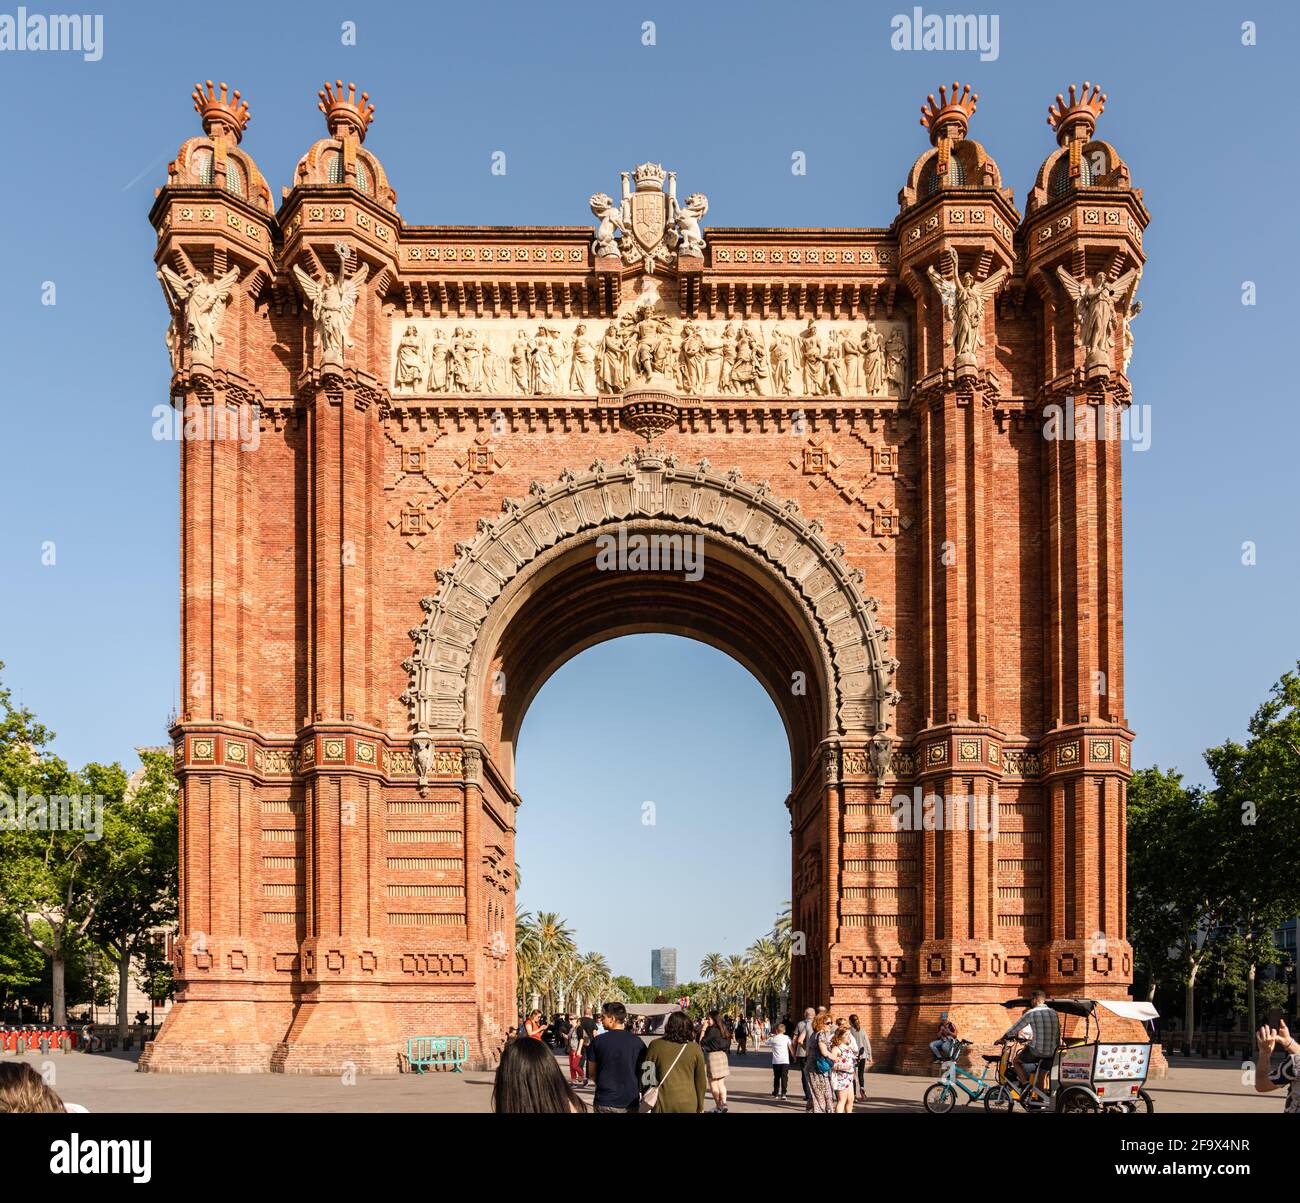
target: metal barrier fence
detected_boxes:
[405,1036,468,1073]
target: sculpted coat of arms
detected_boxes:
[590,163,708,271]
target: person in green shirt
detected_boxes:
[642,1011,708,1113]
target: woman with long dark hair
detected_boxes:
[642,1010,708,1113]
[491,1031,587,1113]
[701,1009,732,1113]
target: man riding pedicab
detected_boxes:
[997,990,1061,1097]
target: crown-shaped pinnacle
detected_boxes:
[1047,82,1106,144]
[919,82,978,145]
[191,79,250,142]
[318,79,376,142]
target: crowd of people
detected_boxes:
[493,1001,875,1114]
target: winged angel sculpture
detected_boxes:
[927,264,1008,369]
[292,260,370,365]
[158,265,240,368]
[1056,266,1140,371]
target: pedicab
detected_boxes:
[984,996,1158,1114]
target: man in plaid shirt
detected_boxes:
[999,990,1060,1090]
[1255,1018,1300,1113]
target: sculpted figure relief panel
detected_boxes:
[390,314,910,400]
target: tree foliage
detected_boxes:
[1128,663,1300,1042]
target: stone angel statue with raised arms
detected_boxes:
[927,264,1008,366]
[1056,265,1139,368]
[158,264,241,368]
[292,259,370,363]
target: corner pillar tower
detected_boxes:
[895,85,1019,1065]
[144,84,282,1069]
[1025,84,1148,1004]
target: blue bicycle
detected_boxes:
[923,1039,999,1113]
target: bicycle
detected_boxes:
[922,1039,999,1113]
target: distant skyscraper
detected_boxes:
[650,947,678,991]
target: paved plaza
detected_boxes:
[16,1047,1280,1115]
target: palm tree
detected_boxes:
[700,951,724,981]
[530,912,577,1014]
[514,908,540,1016]
[724,954,747,1013]
[573,951,616,1014]
[745,936,784,1018]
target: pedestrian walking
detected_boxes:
[585,1002,647,1113]
[769,1021,792,1098]
[701,1009,732,1112]
[642,1011,708,1113]
[831,1024,857,1112]
[567,1022,586,1085]
[849,1013,872,1100]
[735,1014,749,1055]
[792,1006,816,1110]
[805,1012,836,1113]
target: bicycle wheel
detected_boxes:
[923,1082,958,1114]
[1055,1086,1100,1113]
[1133,1089,1154,1114]
[983,1084,1015,1113]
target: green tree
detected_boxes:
[0,910,44,1010]
[133,938,175,1024]
[699,951,724,982]
[1203,664,1300,1034]
[0,666,130,1025]
[1126,766,1228,1046]
[87,749,178,1038]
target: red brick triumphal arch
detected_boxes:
[143,79,1152,1073]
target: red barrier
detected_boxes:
[2,1029,77,1051]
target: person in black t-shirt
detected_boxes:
[585,1002,647,1112]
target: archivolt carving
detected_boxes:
[402,446,900,742]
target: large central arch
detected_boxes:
[406,444,900,749]
[404,444,901,1036]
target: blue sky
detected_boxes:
[0,1,1296,978]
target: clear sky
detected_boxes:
[0,1,1296,979]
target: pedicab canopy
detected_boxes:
[999,997,1158,1023]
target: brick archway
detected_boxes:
[406,445,899,750]
[400,445,901,1043]
[144,81,1152,1077]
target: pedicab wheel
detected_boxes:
[1134,1089,1154,1114]
[923,1083,958,1114]
[983,1084,1015,1113]
[1055,1086,1099,1114]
